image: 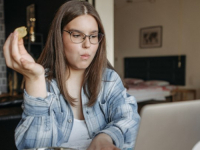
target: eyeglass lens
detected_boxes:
[70,31,103,44]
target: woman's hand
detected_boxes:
[3,31,44,80]
[87,133,120,150]
[3,31,47,98]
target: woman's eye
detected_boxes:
[91,35,98,39]
[72,34,81,38]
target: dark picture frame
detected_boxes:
[139,26,162,48]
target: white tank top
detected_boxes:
[60,119,92,150]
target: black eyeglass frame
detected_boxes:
[63,30,104,44]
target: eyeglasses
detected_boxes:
[63,30,104,44]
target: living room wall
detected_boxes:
[114,0,200,98]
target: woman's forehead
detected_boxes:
[64,15,98,33]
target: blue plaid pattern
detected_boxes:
[15,69,140,150]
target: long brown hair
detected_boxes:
[37,0,113,106]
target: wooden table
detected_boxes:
[171,88,196,101]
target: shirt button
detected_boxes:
[68,119,72,123]
[86,111,89,114]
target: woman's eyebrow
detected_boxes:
[67,29,81,32]
[90,30,98,33]
[68,28,99,33]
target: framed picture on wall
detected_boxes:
[139,26,162,48]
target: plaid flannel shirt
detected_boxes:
[15,69,140,150]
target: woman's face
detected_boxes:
[62,15,99,71]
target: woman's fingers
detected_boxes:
[3,30,44,79]
[18,38,28,55]
[11,31,21,66]
[3,33,12,67]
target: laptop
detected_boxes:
[134,100,200,150]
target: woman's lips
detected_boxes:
[81,54,90,59]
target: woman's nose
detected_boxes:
[82,36,91,48]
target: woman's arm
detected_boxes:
[87,133,120,150]
[15,81,60,149]
[3,31,58,149]
[3,31,46,98]
[93,70,140,150]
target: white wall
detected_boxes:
[96,0,114,66]
[114,0,200,98]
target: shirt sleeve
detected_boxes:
[97,70,140,149]
[15,81,58,149]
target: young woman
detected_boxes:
[3,1,140,150]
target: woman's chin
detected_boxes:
[72,65,89,71]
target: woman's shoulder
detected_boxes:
[103,68,120,81]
